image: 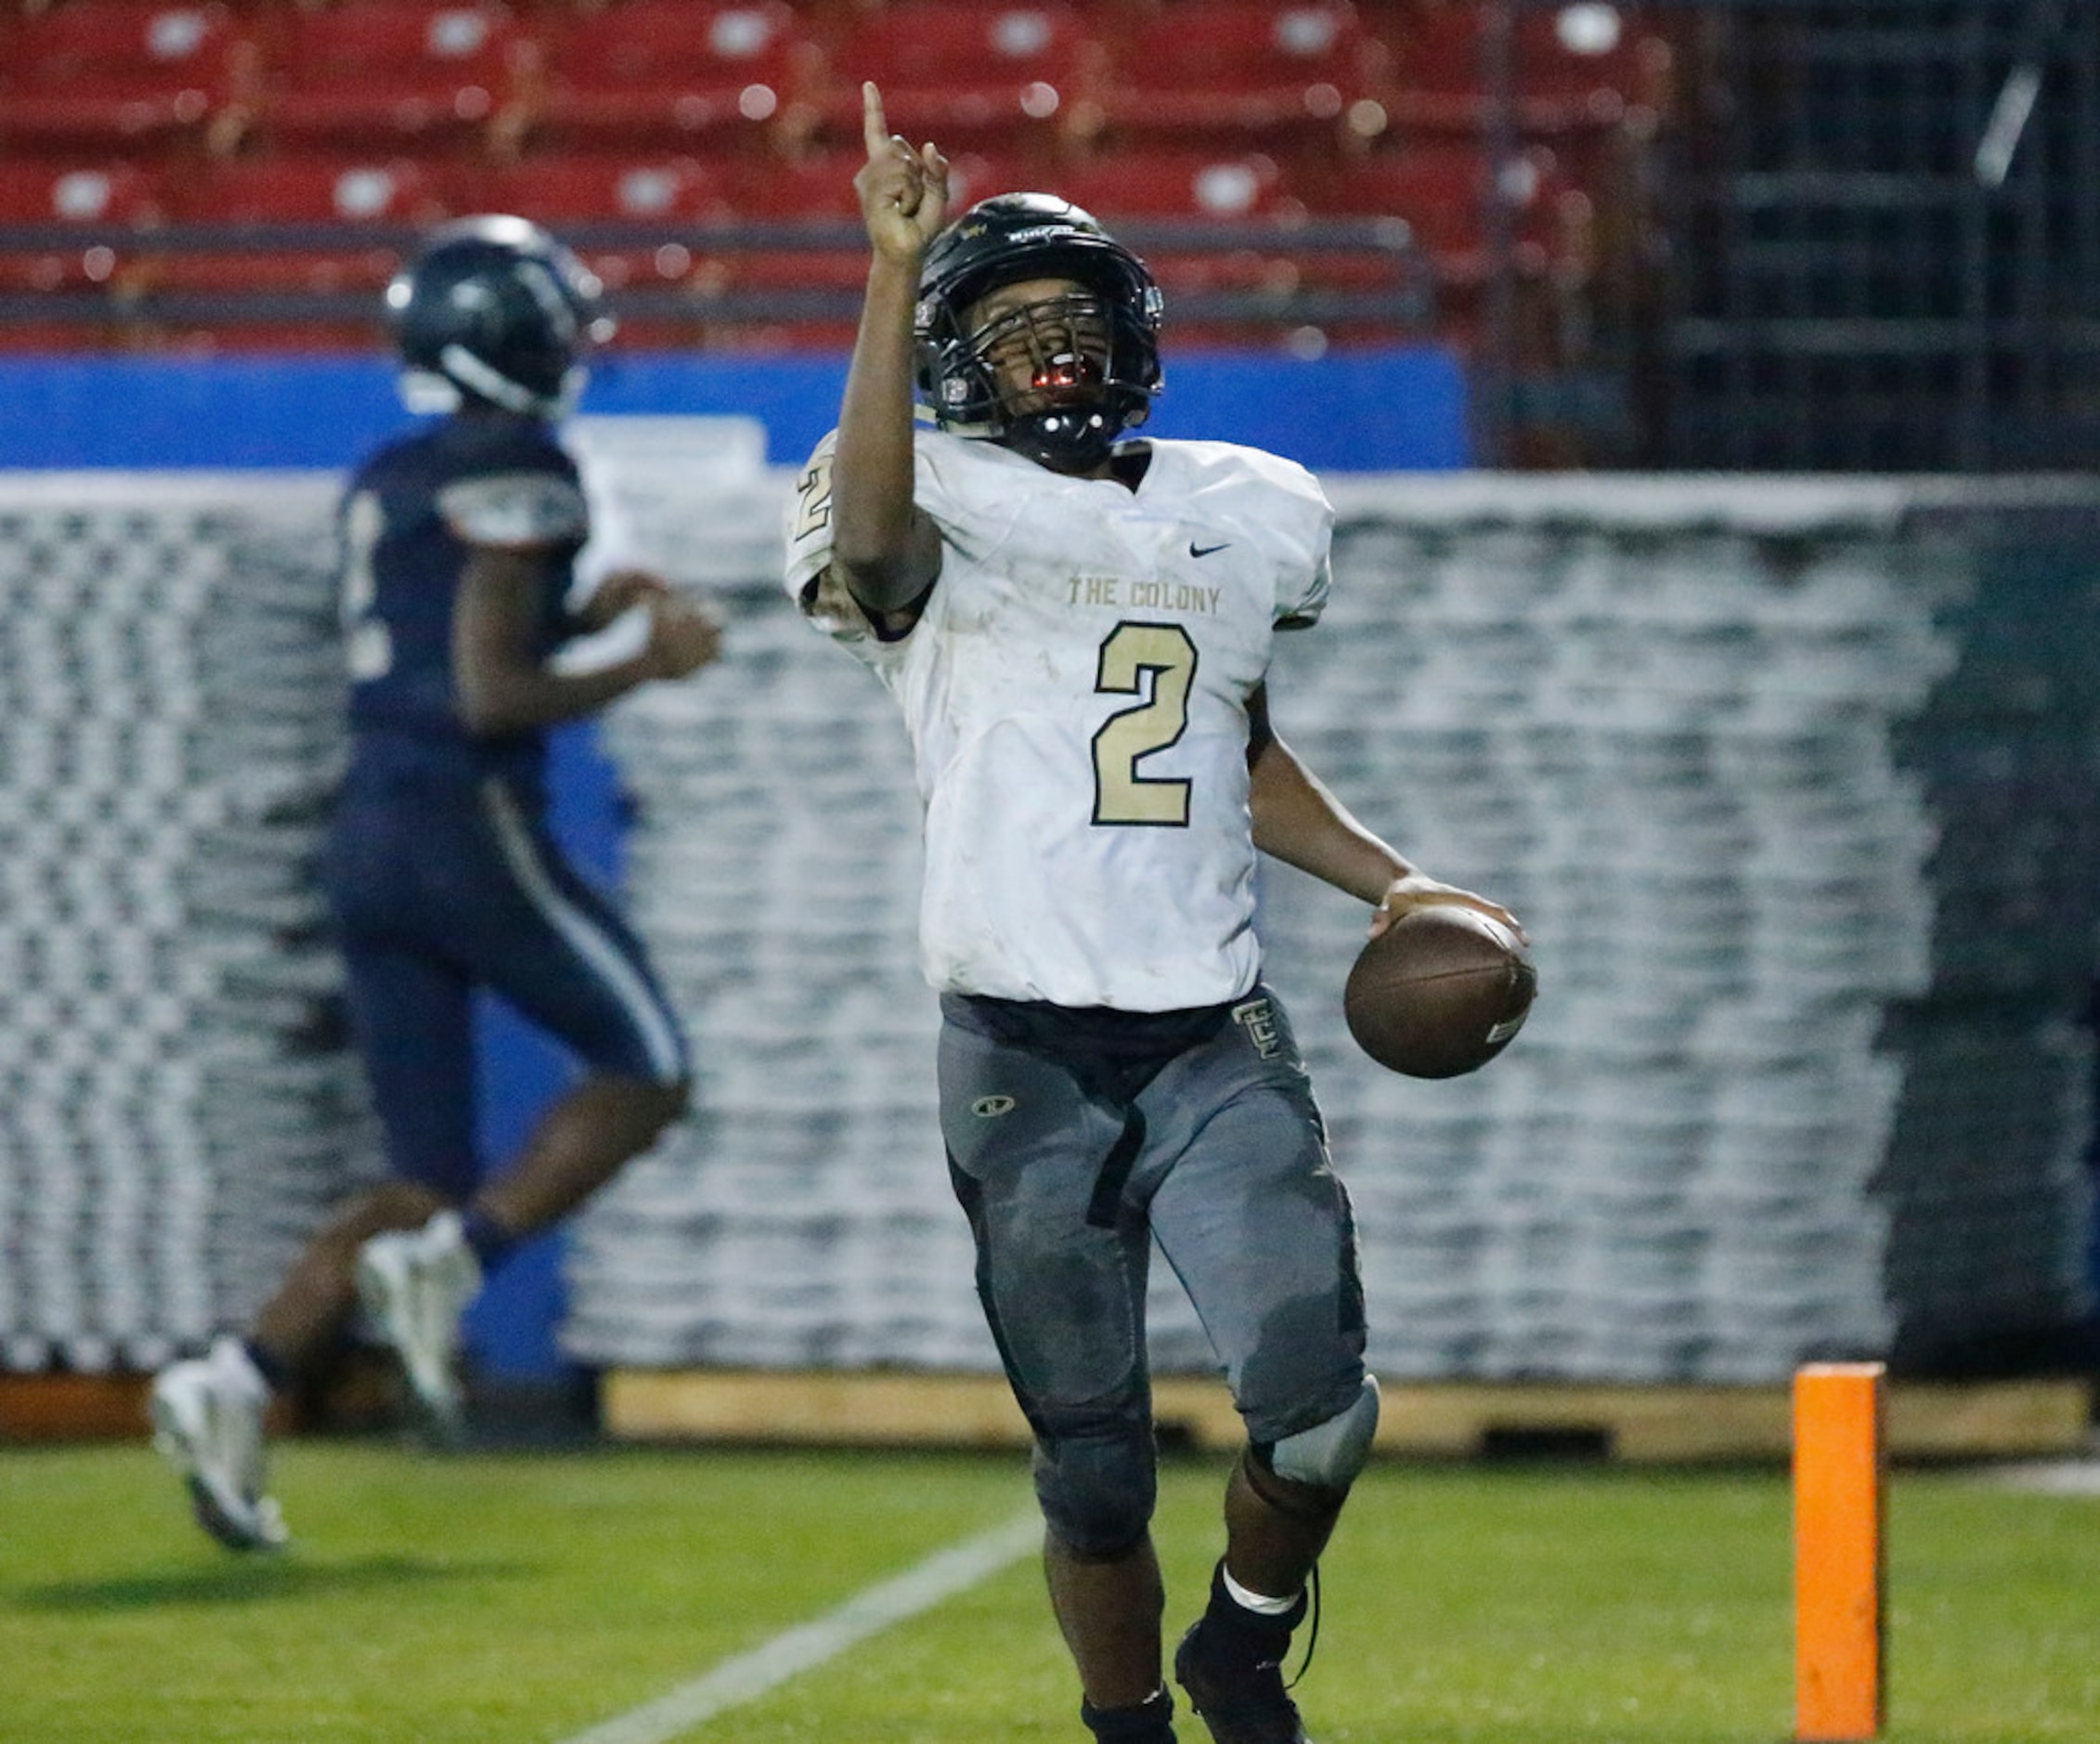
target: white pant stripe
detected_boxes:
[480,777,684,1083]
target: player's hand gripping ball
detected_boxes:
[1345,905,1536,1078]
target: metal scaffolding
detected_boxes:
[1646,0,2098,470]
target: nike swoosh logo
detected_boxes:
[1189,540,1229,558]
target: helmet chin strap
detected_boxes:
[1005,405,1122,473]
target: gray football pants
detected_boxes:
[938,986,1369,1458]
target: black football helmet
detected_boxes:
[915,192,1163,472]
[387,215,613,419]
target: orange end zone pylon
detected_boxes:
[1793,1361,1886,1741]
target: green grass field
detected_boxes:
[2,1438,2095,1742]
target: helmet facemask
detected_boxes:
[954,288,1151,471]
[915,195,1163,474]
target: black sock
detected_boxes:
[1081,1686,1175,1740]
[460,1206,516,1272]
[1202,1561,1304,1651]
[242,1338,291,1394]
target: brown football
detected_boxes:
[1344,905,1536,1079]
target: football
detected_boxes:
[1344,905,1536,1079]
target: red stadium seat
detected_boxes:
[174,153,453,231]
[711,147,1079,349]
[707,148,871,347]
[164,153,451,280]
[522,1,819,154]
[934,149,1047,216]
[811,2,1101,157]
[1081,0,1396,152]
[1320,142,1593,286]
[462,151,741,347]
[460,153,735,299]
[1052,150,1304,226]
[1053,148,1307,271]
[1390,2,1675,138]
[463,152,736,231]
[1046,148,1321,347]
[728,146,1044,239]
[247,3,533,153]
[0,2,256,155]
[729,147,867,228]
[1312,140,1594,355]
[113,152,438,353]
[0,160,168,294]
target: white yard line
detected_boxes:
[558,1509,1043,1744]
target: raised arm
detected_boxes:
[1246,685,1526,941]
[830,82,950,619]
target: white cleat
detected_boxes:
[355,1210,482,1444]
[149,1336,290,1552]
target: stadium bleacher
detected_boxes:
[0,0,256,155]
[3,0,2095,1421]
[514,0,820,157]
[802,0,1095,158]
[238,2,538,155]
[1069,0,1401,156]
[0,0,1681,410]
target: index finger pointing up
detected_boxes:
[862,82,892,158]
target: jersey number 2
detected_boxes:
[1093,621,1196,826]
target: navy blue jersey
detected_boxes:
[327,408,691,1189]
[339,410,590,789]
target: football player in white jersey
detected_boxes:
[783,85,1524,1744]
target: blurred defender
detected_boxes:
[149,215,718,1550]
[784,85,1522,1744]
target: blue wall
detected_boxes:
[0,346,1470,473]
[0,347,1470,1383]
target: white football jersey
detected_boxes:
[784,427,1332,1009]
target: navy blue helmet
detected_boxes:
[387,215,612,419]
[915,193,1163,471]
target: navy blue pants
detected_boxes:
[327,763,688,1199]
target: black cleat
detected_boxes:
[1173,1603,1312,1744]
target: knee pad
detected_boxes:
[1265,1376,1381,1491]
[1032,1425,1158,1560]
